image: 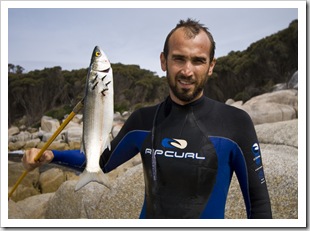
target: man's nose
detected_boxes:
[180,61,194,76]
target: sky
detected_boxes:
[5,2,299,77]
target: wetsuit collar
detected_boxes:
[168,95,206,108]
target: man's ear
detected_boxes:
[208,58,216,76]
[160,52,167,72]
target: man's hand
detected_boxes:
[22,148,54,171]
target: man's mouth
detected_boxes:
[179,80,193,85]
[178,79,195,88]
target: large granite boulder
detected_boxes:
[8,161,41,202]
[41,116,60,133]
[225,144,298,219]
[9,193,54,219]
[8,126,20,137]
[231,89,297,125]
[255,119,298,147]
[39,168,67,194]
[225,119,298,219]
[45,164,144,219]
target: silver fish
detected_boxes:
[75,46,113,191]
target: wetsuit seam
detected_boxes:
[104,129,150,169]
[190,106,209,142]
[208,135,252,218]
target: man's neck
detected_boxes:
[169,92,204,106]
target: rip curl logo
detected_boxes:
[145,138,205,160]
[162,138,188,149]
[252,143,260,154]
[251,143,265,184]
[251,143,262,165]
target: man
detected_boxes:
[22,18,272,219]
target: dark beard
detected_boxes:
[167,71,206,103]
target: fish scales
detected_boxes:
[75,46,113,191]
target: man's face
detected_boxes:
[160,28,216,105]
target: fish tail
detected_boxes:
[75,169,111,191]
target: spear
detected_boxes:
[8,99,84,200]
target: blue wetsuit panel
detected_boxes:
[104,130,150,172]
[52,149,85,171]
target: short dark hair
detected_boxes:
[163,18,216,61]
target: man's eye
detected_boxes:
[174,57,183,61]
[193,58,207,64]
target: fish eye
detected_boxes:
[95,51,101,57]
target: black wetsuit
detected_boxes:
[52,96,272,219]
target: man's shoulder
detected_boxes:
[125,103,161,129]
[132,104,160,118]
[206,97,252,121]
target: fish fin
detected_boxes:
[101,134,112,153]
[75,169,111,191]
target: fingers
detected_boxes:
[22,148,54,171]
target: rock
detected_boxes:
[122,111,130,119]
[41,132,62,142]
[225,144,298,219]
[230,100,243,109]
[288,71,298,89]
[68,141,81,150]
[9,183,41,203]
[8,161,41,202]
[243,102,296,125]
[41,116,60,133]
[29,130,43,140]
[8,141,25,151]
[39,168,66,194]
[262,144,298,219]
[8,161,39,188]
[23,138,41,149]
[231,89,298,125]
[245,89,297,110]
[37,141,69,151]
[13,131,32,142]
[8,200,28,219]
[255,119,298,147]
[45,164,144,219]
[63,120,81,130]
[64,171,80,181]
[45,181,109,218]
[92,164,144,219]
[113,112,127,124]
[225,98,235,105]
[106,154,141,180]
[17,115,27,126]
[70,114,83,124]
[8,126,20,136]
[62,126,82,143]
[27,127,38,133]
[9,193,54,219]
[19,125,27,131]
[272,83,287,92]
[272,71,298,92]
[111,122,124,138]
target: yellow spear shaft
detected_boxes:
[8,99,84,200]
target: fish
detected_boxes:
[75,46,113,191]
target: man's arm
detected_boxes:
[22,106,155,173]
[233,111,272,219]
